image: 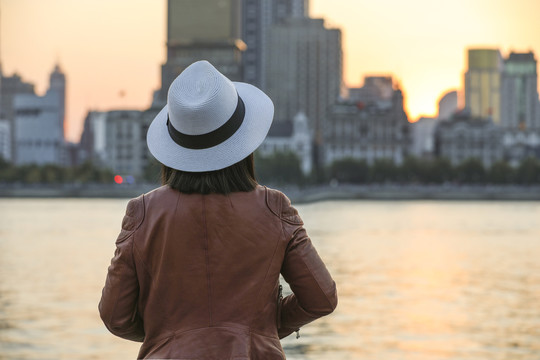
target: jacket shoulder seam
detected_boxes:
[264,186,303,225]
[116,194,146,243]
[264,186,281,218]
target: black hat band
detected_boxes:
[167,95,245,150]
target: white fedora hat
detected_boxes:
[147,60,274,172]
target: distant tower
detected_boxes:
[293,111,312,175]
[266,17,342,174]
[349,76,394,103]
[157,0,245,105]
[464,49,504,124]
[291,0,309,18]
[0,74,35,162]
[14,64,66,166]
[501,52,539,130]
[266,18,342,126]
[48,63,66,138]
[242,0,309,89]
[437,90,458,120]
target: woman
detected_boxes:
[99,60,337,359]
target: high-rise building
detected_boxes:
[464,49,503,124]
[326,81,410,166]
[79,109,156,178]
[14,64,66,166]
[411,117,438,158]
[437,90,458,120]
[0,71,35,161]
[0,119,10,161]
[242,0,309,88]
[435,112,503,167]
[349,76,394,104]
[15,93,63,165]
[265,17,343,172]
[49,64,66,138]
[156,0,246,105]
[501,51,539,129]
[79,111,108,165]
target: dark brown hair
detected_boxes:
[161,153,258,194]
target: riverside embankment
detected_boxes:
[1,183,539,201]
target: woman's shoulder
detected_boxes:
[143,184,172,198]
[117,193,145,243]
[261,185,303,225]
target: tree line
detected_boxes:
[2,153,539,186]
[256,151,540,186]
[0,158,113,184]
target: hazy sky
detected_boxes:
[2,0,540,142]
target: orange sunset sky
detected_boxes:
[2,0,540,142]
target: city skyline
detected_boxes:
[1,0,540,142]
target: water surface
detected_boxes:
[0,198,539,359]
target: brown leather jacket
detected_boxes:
[99,185,337,359]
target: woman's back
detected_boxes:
[99,185,337,359]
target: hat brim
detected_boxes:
[147,82,274,172]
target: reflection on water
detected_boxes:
[0,199,539,359]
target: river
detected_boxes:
[0,198,539,359]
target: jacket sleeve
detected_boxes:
[98,196,145,342]
[278,197,338,339]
